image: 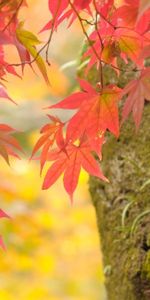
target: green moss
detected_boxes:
[90,104,150,300]
[142,252,150,280]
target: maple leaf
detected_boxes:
[41,0,92,32]
[112,1,138,28]
[42,139,108,202]
[49,80,121,141]
[112,0,150,34]
[31,115,64,173]
[84,17,144,74]
[86,23,143,72]
[0,124,22,164]
[67,86,121,141]
[48,79,96,109]
[0,85,22,164]
[116,29,143,61]
[121,67,150,129]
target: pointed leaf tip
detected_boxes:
[0,209,10,219]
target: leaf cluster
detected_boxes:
[0,0,150,248]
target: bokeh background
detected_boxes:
[0,1,106,299]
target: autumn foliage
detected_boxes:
[0,0,150,247]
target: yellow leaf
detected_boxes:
[16,22,41,45]
[16,23,49,84]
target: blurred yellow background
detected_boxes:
[0,1,106,299]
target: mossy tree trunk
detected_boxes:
[89,105,150,300]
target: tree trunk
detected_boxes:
[89,104,150,300]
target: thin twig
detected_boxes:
[45,0,62,65]
[93,0,104,88]
[1,0,24,32]
[68,0,101,63]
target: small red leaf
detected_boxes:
[121,68,150,129]
[66,84,121,141]
[30,134,49,160]
[0,209,10,219]
[0,124,15,132]
[40,139,54,174]
[63,148,81,202]
[0,85,16,104]
[42,156,67,190]
[42,140,107,201]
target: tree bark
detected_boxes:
[89,105,150,300]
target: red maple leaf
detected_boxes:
[0,124,22,164]
[112,0,150,34]
[41,0,92,32]
[50,80,121,140]
[31,115,64,173]
[43,138,108,202]
[112,0,138,28]
[121,67,150,129]
[84,21,143,72]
